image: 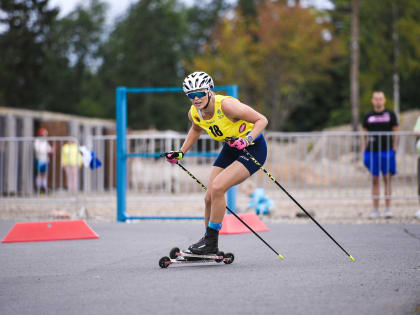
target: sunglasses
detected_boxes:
[187,91,207,99]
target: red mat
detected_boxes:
[2,220,99,243]
[220,213,269,235]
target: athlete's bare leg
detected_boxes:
[188,161,252,255]
[383,174,392,209]
[372,176,380,210]
[210,161,251,223]
[204,166,224,227]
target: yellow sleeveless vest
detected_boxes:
[190,95,254,142]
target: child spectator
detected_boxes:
[34,128,52,194]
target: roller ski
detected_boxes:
[159,226,234,268]
[159,247,234,268]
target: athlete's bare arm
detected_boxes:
[180,110,203,153]
[392,125,399,151]
[221,98,268,140]
[361,128,368,151]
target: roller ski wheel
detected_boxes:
[215,251,224,263]
[169,247,180,259]
[159,256,171,268]
[223,252,234,264]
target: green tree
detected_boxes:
[47,0,108,116]
[0,0,58,109]
[394,0,420,113]
[0,0,108,117]
[329,0,420,125]
[94,0,190,130]
[237,0,259,31]
[194,1,340,131]
[184,0,230,59]
[94,0,229,130]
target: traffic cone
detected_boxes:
[220,213,269,235]
[2,220,99,243]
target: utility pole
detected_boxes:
[350,0,360,132]
[392,1,400,120]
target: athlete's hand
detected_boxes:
[164,150,184,164]
[225,137,250,150]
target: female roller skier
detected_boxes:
[165,71,268,255]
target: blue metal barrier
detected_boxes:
[116,85,238,222]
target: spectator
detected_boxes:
[61,140,82,193]
[414,115,420,219]
[34,128,52,194]
[362,91,399,219]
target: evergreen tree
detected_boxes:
[0,0,58,109]
[329,0,420,125]
[47,0,108,116]
[193,1,340,131]
[94,0,228,130]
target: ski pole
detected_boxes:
[176,162,284,260]
[236,144,354,262]
[162,153,284,260]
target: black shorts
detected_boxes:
[213,135,267,175]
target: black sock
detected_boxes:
[206,227,219,239]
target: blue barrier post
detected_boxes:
[116,87,127,222]
[225,85,238,212]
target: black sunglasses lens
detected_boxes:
[188,92,206,99]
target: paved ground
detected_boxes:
[0,220,419,315]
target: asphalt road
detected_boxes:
[0,221,419,315]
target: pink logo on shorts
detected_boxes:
[239,123,246,133]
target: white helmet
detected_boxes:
[182,71,214,94]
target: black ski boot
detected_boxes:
[188,227,219,255]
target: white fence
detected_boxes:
[0,132,419,199]
[0,137,81,197]
[0,132,418,219]
[263,131,418,200]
